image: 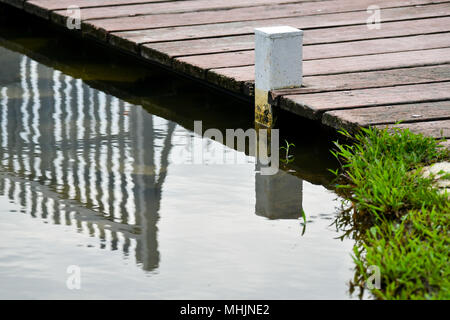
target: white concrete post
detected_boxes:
[254,26,303,126]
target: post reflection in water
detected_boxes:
[0,51,305,274]
[255,166,303,220]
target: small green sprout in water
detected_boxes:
[299,209,307,236]
[280,140,295,164]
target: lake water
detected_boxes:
[0,9,359,299]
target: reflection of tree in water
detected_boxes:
[0,53,175,272]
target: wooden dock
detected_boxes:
[2,0,449,147]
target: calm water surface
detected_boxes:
[0,11,359,299]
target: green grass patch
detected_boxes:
[331,126,449,300]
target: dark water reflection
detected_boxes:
[0,9,358,299]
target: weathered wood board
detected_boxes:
[141,16,450,64]
[107,3,450,52]
[281,82,450,119]
[173,35,450,76]
[322,102,450,130]
[375,120,450,139]
[80,0,448,38]
[272,65,450,97]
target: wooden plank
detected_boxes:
[82,3,333,39]
[294,14,450,46]
[172,32,450,75]
[321,101,450,131]
[142,35,254,66]
[280,82,450,119]
[141,16,450,65]
[272,64,450,98]
[207,47,450,92]
[302,47,450,76]
[375,120,450,138]
[206,66,254,94]
[28,0,171,8]
[81,0,447,39]
[107,3,450,52]
[50,0,321,22]
[24,0,184,19]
